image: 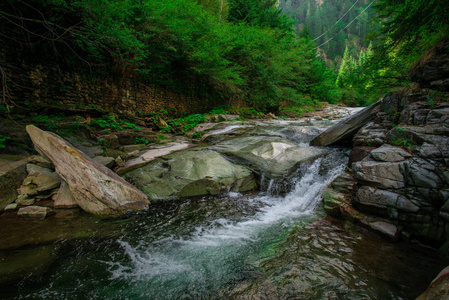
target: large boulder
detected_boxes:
[310,102,380,146]
[123,148,256,200]
[26,125,149,217]
[212,136,326,179]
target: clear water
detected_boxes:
[1,129,447,299]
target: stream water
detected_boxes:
[1,117,448,299]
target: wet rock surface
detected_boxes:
[323,85,449,247]
[123,148,257,200]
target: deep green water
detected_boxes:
[1,152,447,299]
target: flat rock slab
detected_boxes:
[310,102,380,146]
[116,143,194,175]
[371,144,412,162]
[3,203,18,212]
[26,125,149,218]
[17,206,55,220]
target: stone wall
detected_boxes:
[0,54,244,117]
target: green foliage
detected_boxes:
[388,137,416,149]
[0,135,11,148]
[32,114,64,131]
[134,137,150,145]
[209,108,228,115]
[90,114,141,132]
[2,0,336,111]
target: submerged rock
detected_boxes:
[26,125,149,218]
[123,148,256,201]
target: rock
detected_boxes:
[368,221,399,240]
[26,164,53,176]
[353,122,388,147]
[123,148,256,201]
[64,136,104,158]
[26,125,149,218]
[370,144,412,162]
[19,173,61,197]
[17,206,55,220]
[412,42,449,89]
[417,266,449,300]
[27,155,54,169]
[16,194,35,206]
[213,136,326,179]
[340,203,400,240]
[310,102,380,146]
[116,143,194,175]
[353,158,406,189]
[106,134,120,149]
[354,186,420,216]
[0,158,28,211]
[406,158,443,189]
[322,172,356,217]
[127,150,140,157]
[115,156,125,167]
[205,114,240,122]
[348,146,376,166]
[54,181,79,208]
[93,156,115,169]
[4,203,18,212]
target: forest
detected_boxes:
[1,0,448,111]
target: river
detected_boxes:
[0,114,447,299]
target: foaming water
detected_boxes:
[98,155,348,298]
[1,146,447,299]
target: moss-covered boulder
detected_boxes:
[123,148,256,201]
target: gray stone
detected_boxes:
[93,156,115,169]
[115,156,125,167]
[419,143,443,159]
[124,148,256,201]
[370,144,412,162]
[26,164,53,177]
[353,159,406,189]
[355,186,398,209]
[16,195,35,206]
[310,102,380,146]
[54,181,78,208]
[406,158,443,189]
[367,221,399,240]
[19,173,61,196]
[27,155,54,169]
[26,125,149,218]
[4,203,18,212]
[17,206,55,220]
